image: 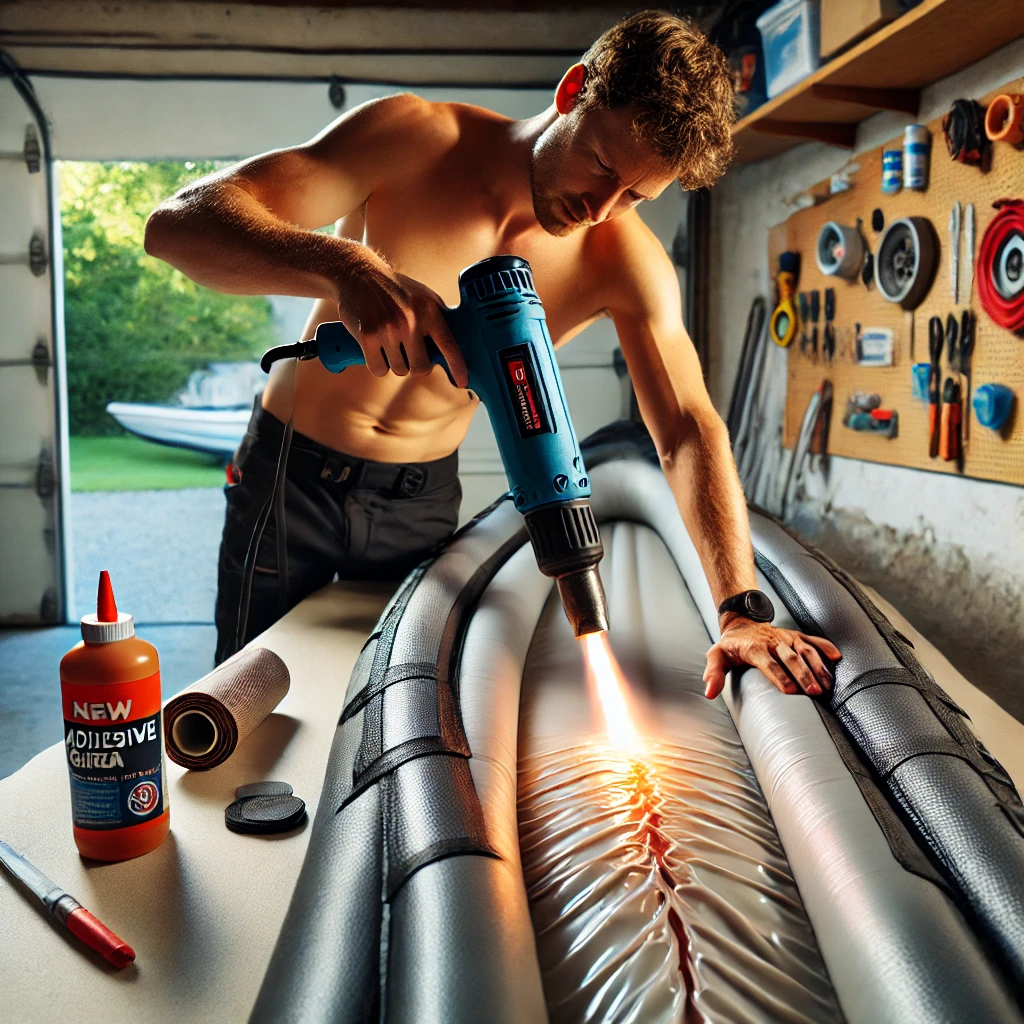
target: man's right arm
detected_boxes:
[144,93,468,384]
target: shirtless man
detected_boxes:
[145,11,840,698]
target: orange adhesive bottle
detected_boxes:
[60,571,169,861]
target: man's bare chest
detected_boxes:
[362,178,610,344]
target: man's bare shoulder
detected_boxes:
[305,92,463,167]
[587,208,679,318]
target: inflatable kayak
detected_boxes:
[250,424,1024,1024]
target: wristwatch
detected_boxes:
[718,590,775,623]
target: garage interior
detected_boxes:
[1,2,1024,1022]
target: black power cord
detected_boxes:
[232,365,296,657]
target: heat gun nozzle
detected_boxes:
[524,500,609,637]
[556,567,609,638]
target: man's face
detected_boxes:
[530,101,677,237]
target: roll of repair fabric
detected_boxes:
[163,647,290,770]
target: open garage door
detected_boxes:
[0,59,69,623]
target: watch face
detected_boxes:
[744,591,775,621]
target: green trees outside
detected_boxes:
[61,160,278,435]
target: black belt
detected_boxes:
[286,445,430,498]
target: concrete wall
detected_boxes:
[709,37,1024,718]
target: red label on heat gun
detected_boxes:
[499,345,552,438]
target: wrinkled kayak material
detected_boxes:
[251,422,1024,1024]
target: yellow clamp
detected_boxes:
[770,269,799,348]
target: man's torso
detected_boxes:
[262,100,652,462]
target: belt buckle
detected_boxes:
[395,466,426,498]
[320,455,354,484]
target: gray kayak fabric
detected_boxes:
[517,520,844,1023]
[250,430,1021,1023]
[251,498,549,1024]
[748,511,1024,994]
[582,453,1021,1024]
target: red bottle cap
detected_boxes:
[81,572,134,644]
[97,571,118,622]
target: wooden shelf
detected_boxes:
[733,0,1024,164]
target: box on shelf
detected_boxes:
[756,0,820,100]
[820,0,904,59]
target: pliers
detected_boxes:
[944,311,959,369]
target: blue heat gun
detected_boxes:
[261,255,608,636]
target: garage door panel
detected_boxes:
[0,75,65,623]
[0,169,47,242]
[0,274,50,359]
[0,365,55,468]
[0,490,56,621]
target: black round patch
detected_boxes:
[235,780,294,800]
[871,208,885,233]
[241,795,306,823]
[225,794,307,835]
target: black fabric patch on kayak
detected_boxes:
[341,662,439,725]
[813,702,952,898]
[751,509,1024,989]
[752,529,1019,807]
[334,501,528,907]
[341,737,469,810]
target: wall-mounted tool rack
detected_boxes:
[735,0,1024,165]
[770,76,1024,486]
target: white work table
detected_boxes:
[4,568,1023,1024]
[0,580,395,1024]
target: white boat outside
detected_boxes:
[106,361,264,458]
[106,402,251,458]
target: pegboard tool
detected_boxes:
[928,315,944,458]
[769,251,800,347]
[949,201,961,304]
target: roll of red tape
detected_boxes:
[978,199,1024,334]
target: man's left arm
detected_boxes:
[604,223,840,699]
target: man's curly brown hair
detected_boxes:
[580,10,736,190]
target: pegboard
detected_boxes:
[770,75,1024,486]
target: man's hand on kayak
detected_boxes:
[703,618,841,700]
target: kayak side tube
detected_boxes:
[579,437,1021,1024]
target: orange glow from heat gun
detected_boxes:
[581,632,644,754]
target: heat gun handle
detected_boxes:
[314,320,456,386]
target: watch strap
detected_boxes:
[717,590,775,622]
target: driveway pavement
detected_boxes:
[71,487,225,622]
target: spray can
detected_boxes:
[903,125,931,191]
[59,572,169,861]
